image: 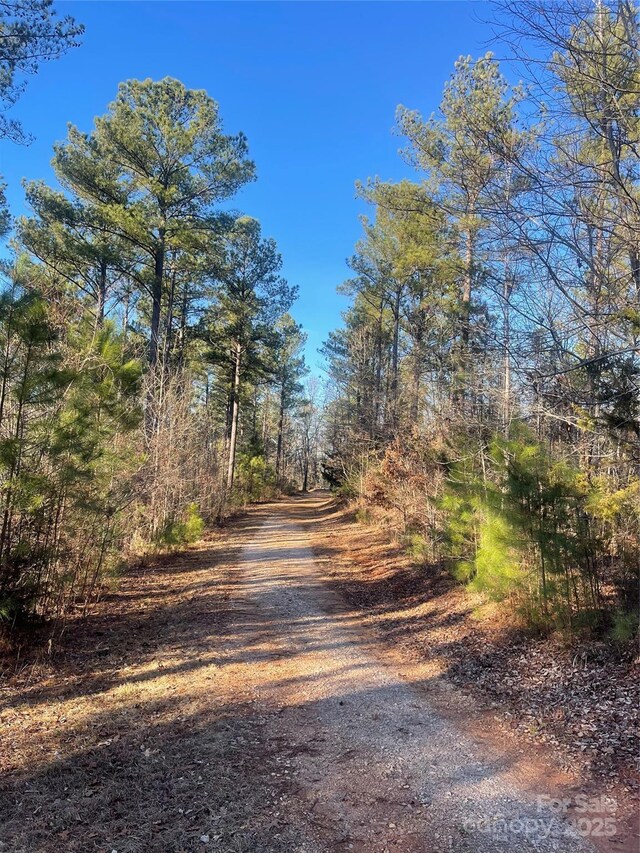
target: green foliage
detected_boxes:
[585,478,639,524]
[404,532,430,564]
[323,9,640,643]
[48,76,255,365]
[471,511,521,599]
[153,503,205,549]
[0,281,142,620]
[0,1,83,144]
[1,72,308,641]
[0,593,32,624]
[184,503,206,542]
[335,478,359,500]
[609,610,638,644]
[432,425,622,628]
[199,219,298,493]
[440,487,476,572]
[441,463,523,598]
[355,507,372,525]
[234,453,277,504]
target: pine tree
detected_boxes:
[271,315,307,487]
[396,54,528,394]
[201,217,296,491]
[51,77,255,366]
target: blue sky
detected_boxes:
[1,0,494,371]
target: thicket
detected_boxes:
[323,0,639,638]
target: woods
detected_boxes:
[0,0,637,648]
[323,0,639,637]
[0,3,638,852]
[0,68,318,627]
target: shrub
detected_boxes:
[609,610,638,643]
[404,532,430,564]
[183,502,206,542]
[153,503,205,549]
[471,511,522,600]
[234,453,277,503]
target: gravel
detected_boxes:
[232,507,599,852]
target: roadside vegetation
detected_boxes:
[322,0,639,643]
[0,4,324,636]
[0,3,638,846]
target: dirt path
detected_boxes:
[0,493,627,852]
[223,494,604,853]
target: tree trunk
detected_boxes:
[163,269,177,364]
[96,258,107,328]
[503,273,513,435]
[149,232,165,367]
[0,344,31,564]
[0,303,14,429]
[226,340,242,491]
[373,295,384,437]
[177,285,188,370]
[390,286,402,431]
[122,291,130,347]
[261,390,270,457]
[410,311,424,425]
[461,227,474,350]
[276,382,285,485]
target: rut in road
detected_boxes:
[225,492,597,852]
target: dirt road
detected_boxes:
[221,493,599,852]
[0,493,616,852]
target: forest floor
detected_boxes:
[0,492,638,853]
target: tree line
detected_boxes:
[0,4,324,627]
[323,0,639,638]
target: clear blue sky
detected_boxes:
[1,0,494,371]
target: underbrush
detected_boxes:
[151,502,206,550]
[336,427,639,640]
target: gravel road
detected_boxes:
[226,497,599,852]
